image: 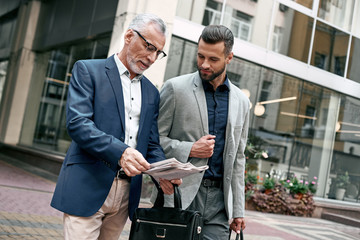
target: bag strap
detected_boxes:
[173,184,182,209]
[153,180,182,209]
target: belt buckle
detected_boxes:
[116,169,125,178]
[117,169,131,182]
[203,179,212,187]
[116,169,121,179]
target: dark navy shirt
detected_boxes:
[202,77,229,179]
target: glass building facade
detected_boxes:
[0,0,359,204]
[170,0,360,203]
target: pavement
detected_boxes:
[1,153,360,240]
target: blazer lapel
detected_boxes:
[138,79,148,137]
[105,56,125,133]
[193,74,209,135]
[223,82,239,161]
[227,83,239,128]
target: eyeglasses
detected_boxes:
[132,29,167,60]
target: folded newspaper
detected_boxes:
[144,158,208,181]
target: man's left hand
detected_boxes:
[159,178,182,195]
[230,217,245,233]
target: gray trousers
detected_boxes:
[187,183,229,240]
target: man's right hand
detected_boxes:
[189,134,215,158]
[120,148,150,177]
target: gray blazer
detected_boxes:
[158,71,250,219]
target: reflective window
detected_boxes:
[0,11,17,55]
[271,4,313,64]
[164,37,197,80]
[164,36,360,203]
[353,2,360,36]
[317,0,355,32]
[250,71,303,180]
[347,37,360,83]
[22,37,110,153]
[202,0,222,26]
[33,48,71,151]
[0,60,8,105]
[176,0,360,84]
[199,0,273,48]
[221,4,253,41]
[310,21,349,76]
[330,96,360,202]
[291,0,313,8]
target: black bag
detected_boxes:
[129,184,203,240]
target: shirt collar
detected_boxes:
[202,75,230,92]
[114,54,142,82]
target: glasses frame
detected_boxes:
[132,29,167,60]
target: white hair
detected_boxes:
[128,13,166,35]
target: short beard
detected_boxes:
[127,55,144,76]
[197,65,226,82]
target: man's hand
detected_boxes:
[120,148,150,177]
[230,217,245,233]
[159,178,182,195]
[189,135,215,158]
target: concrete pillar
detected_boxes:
[108,0,179,88]
[19,52,51,146]
[0,1,41,144]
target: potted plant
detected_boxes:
[263,177,276,194]
[283,177,308,199]
[335,171,350,200]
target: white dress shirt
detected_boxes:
[114,54,142,149]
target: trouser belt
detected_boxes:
[202,178,222,188]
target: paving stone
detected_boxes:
[1,157,360,240]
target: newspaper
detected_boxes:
[144,158,208,181]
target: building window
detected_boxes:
[260,80,272,102]
[0,60,8,105]
[347,37,360,83]
[318,0,355,31]
[273,6,313,63]
[202,0,222,26]
[230,11,252,41]
[314,52,327,69]
[29,37,110,153]
[202,0,252,41]
[272,26,283,52]
[311,21,349,75]
[334,56,346,76]
[227,71,241,88]
[304,105,316,127]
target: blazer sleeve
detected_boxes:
[66,60,128,167]
[231,106,250,218]
[158,80,194,163]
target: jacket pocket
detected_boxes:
[65,154,97,166]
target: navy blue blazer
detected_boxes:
[51,55,165,220]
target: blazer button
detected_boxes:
[120,137,124,142]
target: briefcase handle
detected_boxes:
[229,229,244,240]
[153,180,182,209]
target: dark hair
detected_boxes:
[199,25,234,56]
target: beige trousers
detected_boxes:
[63,178,131,240]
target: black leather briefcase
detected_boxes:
[129,184,203,240]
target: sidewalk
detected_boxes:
[1,153,359,240]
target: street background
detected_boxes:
[1,153,359,240]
